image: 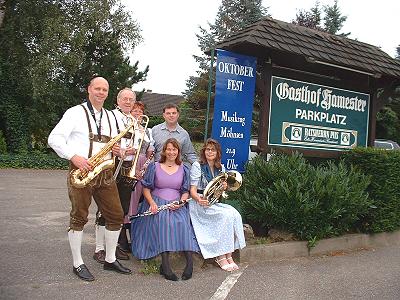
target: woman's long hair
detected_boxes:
[199,138,222,169]
[159,138,182,165]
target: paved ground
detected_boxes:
[0,169,399,300]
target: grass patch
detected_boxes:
[138,259,160,275]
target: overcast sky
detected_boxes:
[122,0,399,95]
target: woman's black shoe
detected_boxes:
[181,264,193,280]
[159,265,179,281]
[181,270,192,280]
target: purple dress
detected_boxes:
[131,162,200,259]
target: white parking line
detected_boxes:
[210,265,248,300]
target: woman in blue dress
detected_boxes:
[189,138,246,272]
[131,138,200,281]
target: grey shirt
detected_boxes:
[151,121,197,166]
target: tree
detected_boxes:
[184,0,268,140]
[0,0,148,152]
[292,0,348,36]
[376,107,399,141]
[375,45,400,143]
[192,0,268,75]
[292,1,323,31]
[323,0,347,35]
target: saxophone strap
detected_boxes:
[80,104,112,158]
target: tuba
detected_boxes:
[70,117,135,188]
[204,170,242,205]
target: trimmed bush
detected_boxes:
[0,151,68,169]
[342,147,400,233]
[233,153,371,242]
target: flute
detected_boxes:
[129,198,190,219]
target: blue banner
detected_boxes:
[211,49,257,172]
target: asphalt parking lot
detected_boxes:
[0,169,399,300]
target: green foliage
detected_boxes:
[323,0,348,35]
[292,0,349,36]
[375,51,400,144]
[138,259,160,275]
[376,106,400,141]
[147,115,164,129]
[192,141,203,155]
[0,151,68,169]
[192,0,268,75]
[253,237,269,245]
[234,153,371,242]
[224,198,243,216]
[183,0,268,140]
[182,73,213,141]
[0,130,7,154]
[342,147,400,232]
[0,0,148,153]
[292,1,323,31]
[178,100,204,141]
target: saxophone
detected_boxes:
[70,119,135,188]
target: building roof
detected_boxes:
[216,17,400,79]
[138,92,185,116]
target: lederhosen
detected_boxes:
[68,104,123,231]
[96,111,133,227]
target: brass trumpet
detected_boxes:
[114,114,150,189]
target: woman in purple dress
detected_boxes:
[131,138,200,281]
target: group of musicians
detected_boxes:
[48,76,246,282]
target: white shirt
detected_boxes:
[111,108,136,161]
[48,102,117,160]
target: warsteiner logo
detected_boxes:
[291,127,302,141]
[340,132,350,145]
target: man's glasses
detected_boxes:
[121,97,135,103]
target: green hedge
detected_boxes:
[342,147,400,233]
[0,151,68,169]
[233,153,371,243]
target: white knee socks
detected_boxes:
[68,230,84,268]
[105,229,120,263]
[95,225,106,253]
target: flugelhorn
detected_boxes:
[203,170,242,205]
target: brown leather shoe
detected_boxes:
[93,250,106,264]
[116,246,129,260]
